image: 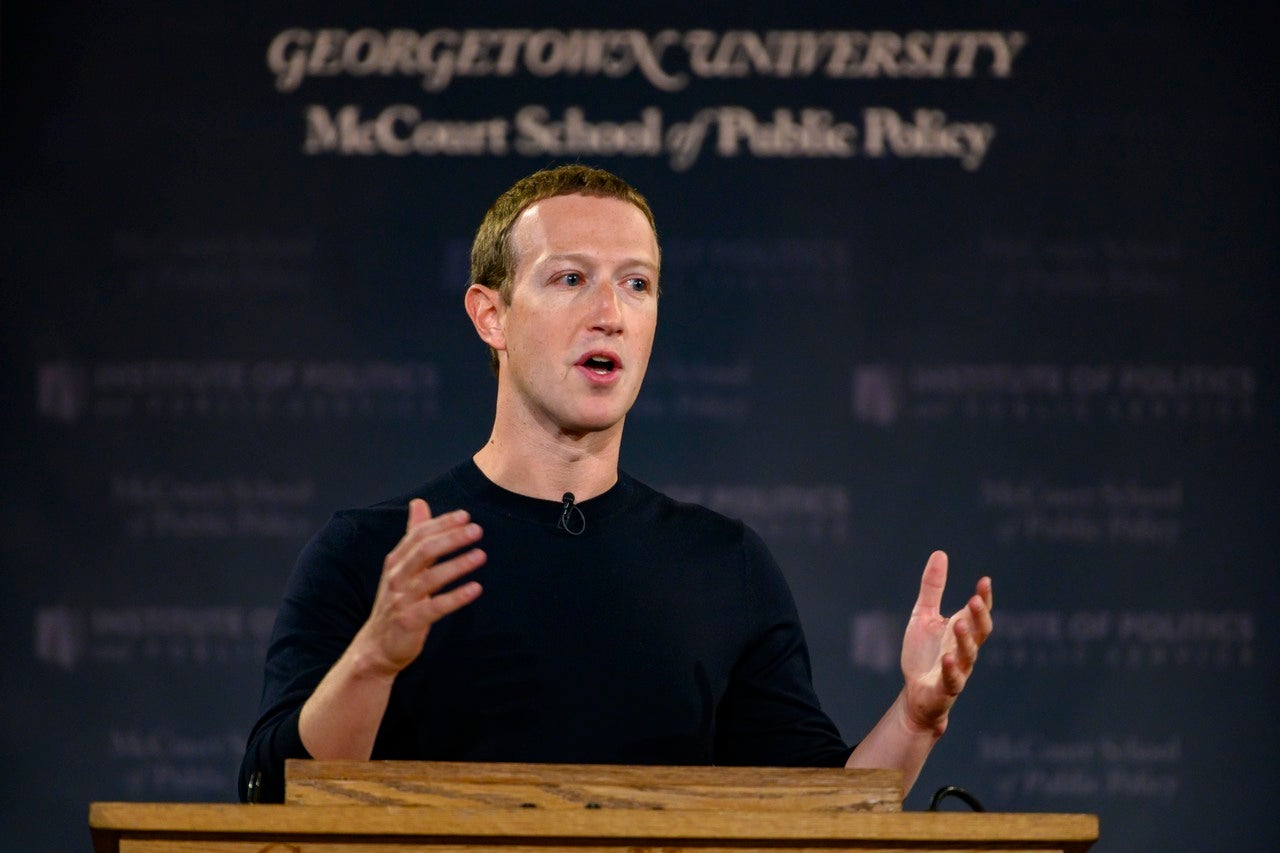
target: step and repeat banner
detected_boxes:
[2,3,1275,849]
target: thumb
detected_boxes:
[914,550,949,614]
[406,498,432,532]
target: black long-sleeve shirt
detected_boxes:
[240,460,852,802]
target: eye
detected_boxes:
[625,277,650,293]
[561,272,582,287]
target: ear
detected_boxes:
[465,284,507,351]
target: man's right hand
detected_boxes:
[298,499,484,761]
[355,498,486,677]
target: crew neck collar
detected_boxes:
[449,459,638,531]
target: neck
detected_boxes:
[473,405,623,504]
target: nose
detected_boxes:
[589,281,624,335]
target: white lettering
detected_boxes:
[266,28,1027,92]
[305,105,510,157]
[713,107,858,158]
[515,105,663,157]
[863,107,995,170]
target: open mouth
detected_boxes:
[580,354,618,374]
[577,352,621,378]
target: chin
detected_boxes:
[560,407,628,436]
[563,419,624,437]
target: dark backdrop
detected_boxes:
[2,3,1275,849]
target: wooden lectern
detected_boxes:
[90,760,1098,851]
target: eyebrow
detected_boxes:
[539,252,659,274]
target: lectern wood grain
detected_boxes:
[90,802,1099,852]
[91,761,1096,851]
[285,759,903,812]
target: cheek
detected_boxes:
[510,313,574,371]
[636,310,658,349]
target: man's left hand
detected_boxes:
[899,551,993,736]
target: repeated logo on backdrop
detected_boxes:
[6,8,1274,851]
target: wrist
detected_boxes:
[347,628,405,684]
[897,689,948,739]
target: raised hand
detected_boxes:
[298,500,485,760]
[899,551,993,735]
[356,498,486,676]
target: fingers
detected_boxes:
[381,504,486,619]
[958,578,994,650]
[384,520,484,599]
[943,582,994,696]
[413,546,487,598]
[418,577,483,621]
[913,550,949,613]
[385,507,475,569]
[403,521,483,578]
[941,615,980,696]
[359,502,485,675]
[968,584,994,643]
[940,650,968,697]
[953,616,979,669]
[394,548,485,638]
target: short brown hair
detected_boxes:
[470,164,659,373]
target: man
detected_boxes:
[240,164,993,804]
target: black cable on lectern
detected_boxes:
[928,785,986,812]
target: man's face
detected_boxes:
[495,193,659,437]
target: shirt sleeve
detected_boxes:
[237,513,382,802]
[713,525,854,768]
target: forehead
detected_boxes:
[510,193,658,271]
